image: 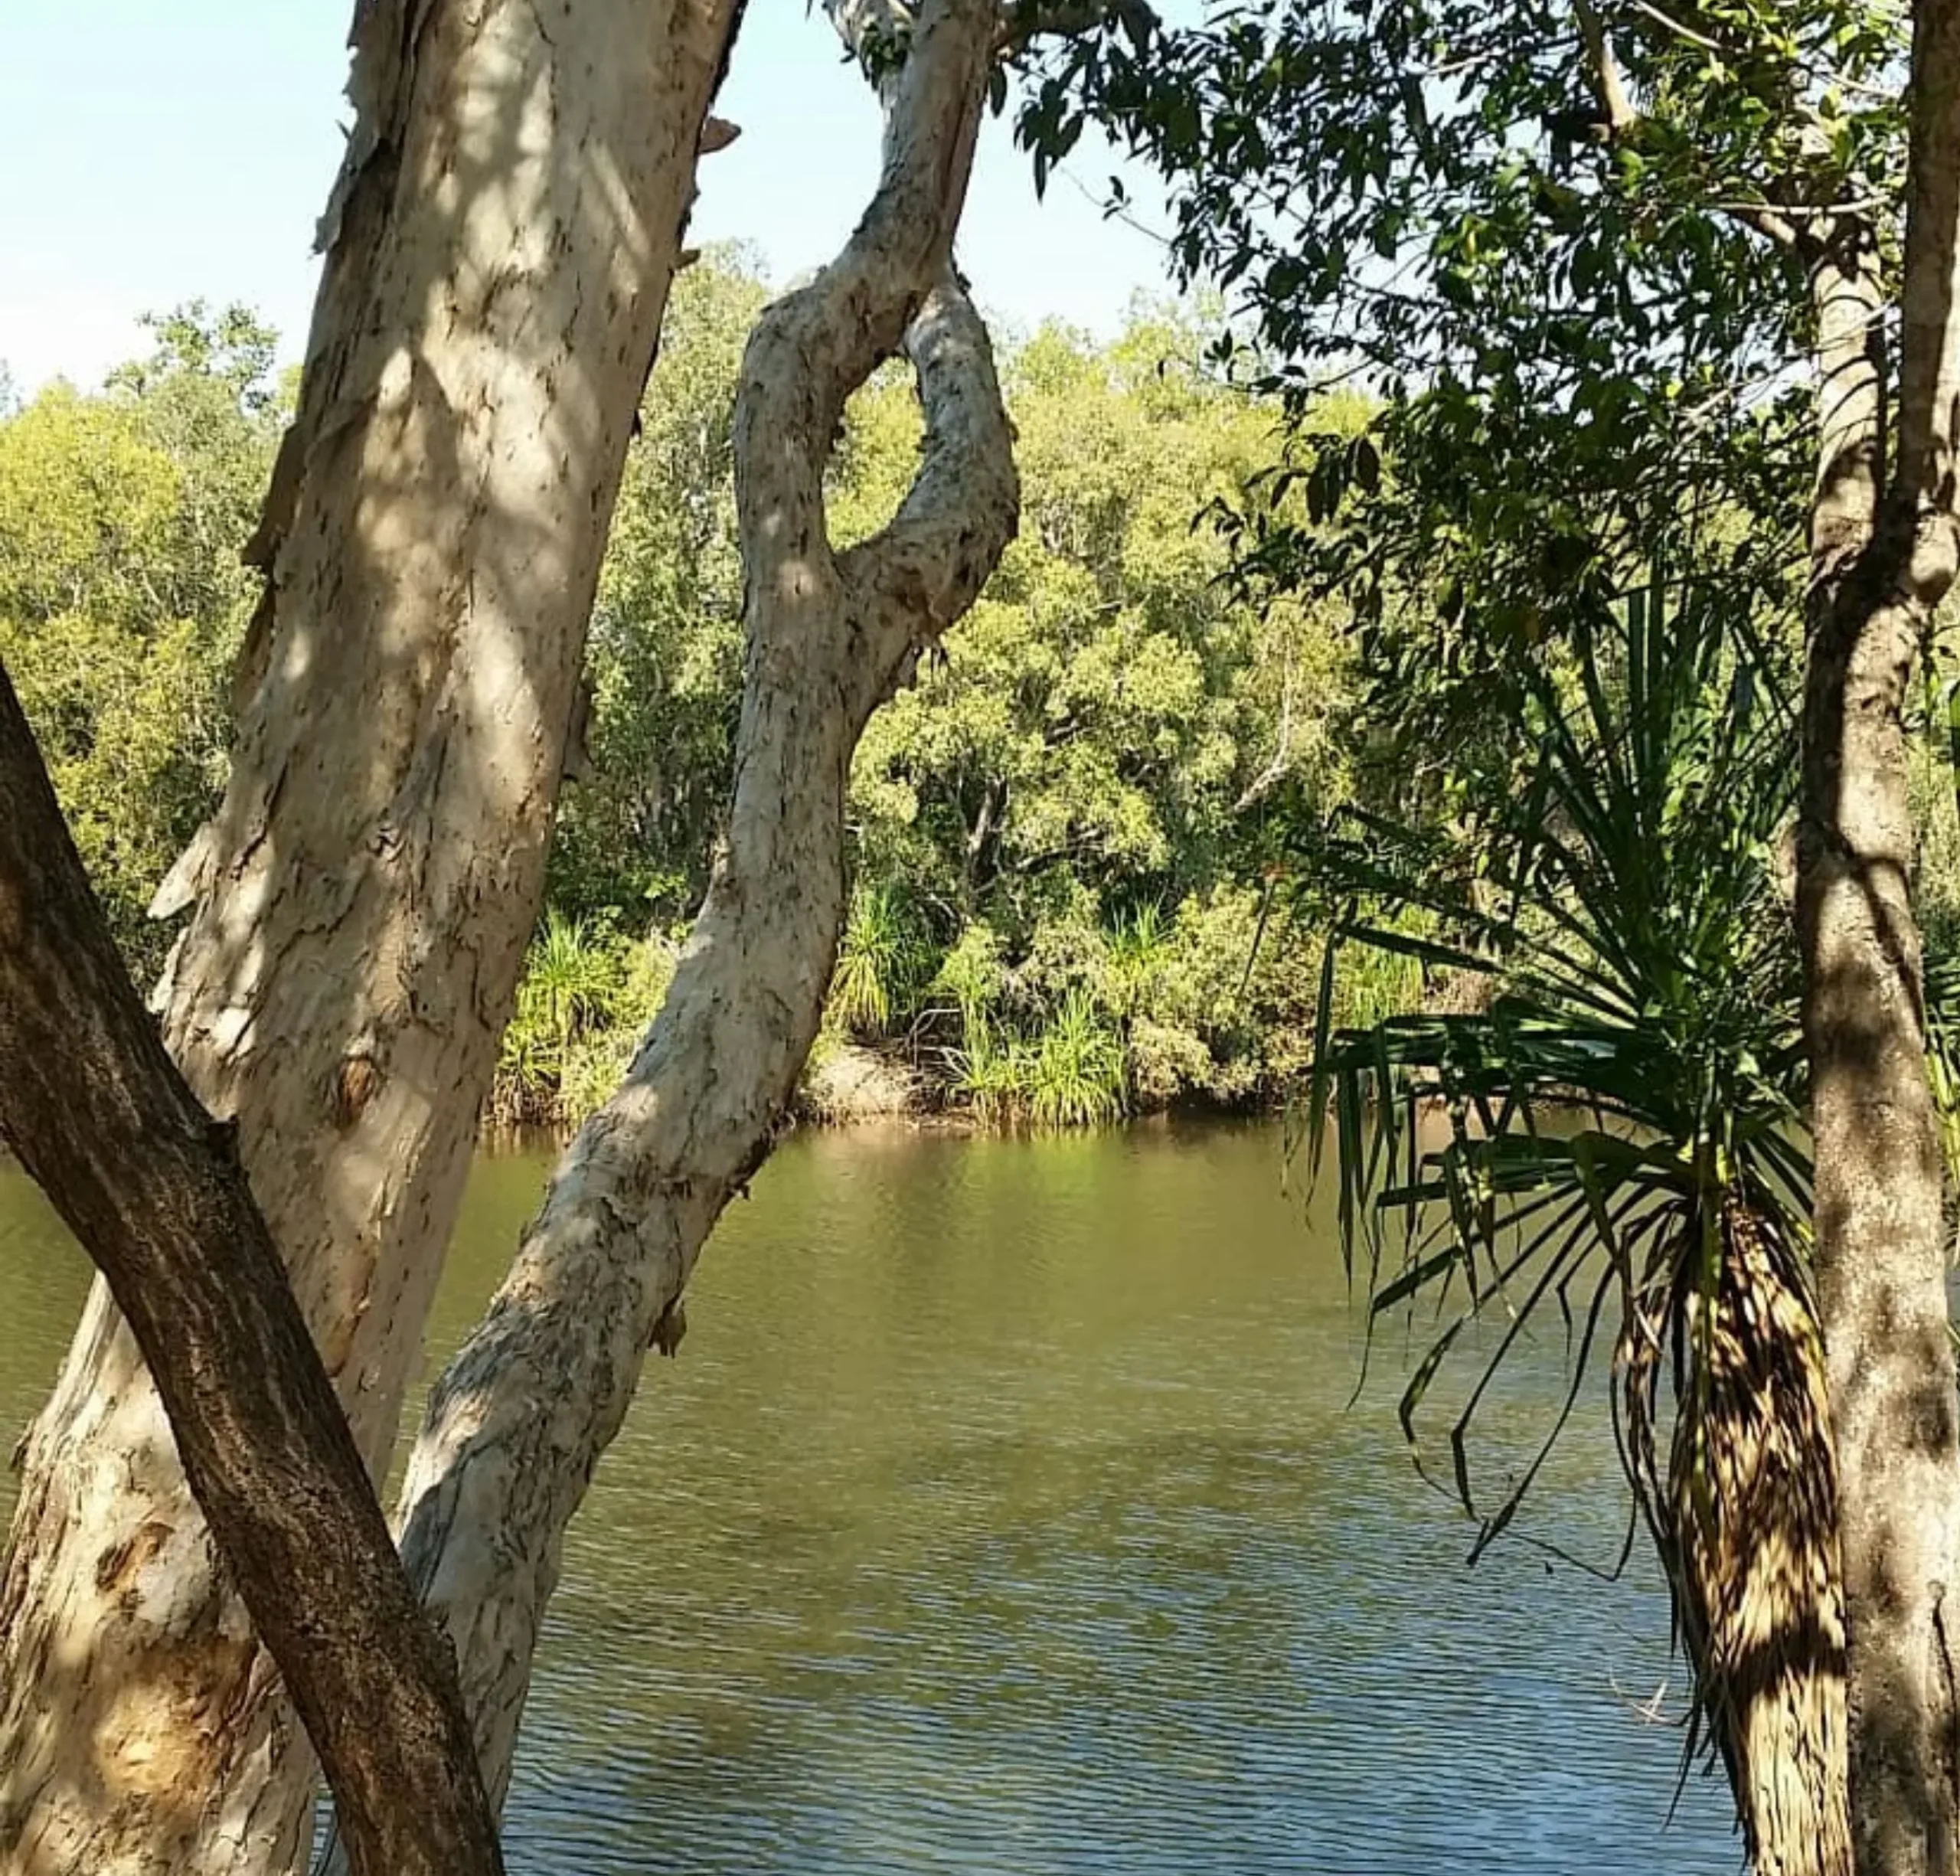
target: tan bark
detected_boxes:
[1796,4,1960,1870]
[0,3,740,1871]
[0,662,501,1876]
[1619,1204,1849,1876]
[314,0,1018,1844]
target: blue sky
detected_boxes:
[0,4,1180,394]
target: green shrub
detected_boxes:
[1023,991,1126,1129]
[493,918,677,1129]
[828,879,929,1038]
[946,1015,1022,1127]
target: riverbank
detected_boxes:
[483,1040,1270,1150]
[797,1041,926,1124]
[488,950,1498,1140]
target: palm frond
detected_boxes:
[1295,569,1847,1845]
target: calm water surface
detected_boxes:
[0,1121,1740,1873]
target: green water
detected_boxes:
[0,1121,1737,1872]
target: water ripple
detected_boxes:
[0,1122,1745,1874]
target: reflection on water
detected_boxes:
[0,1122,1739,1873]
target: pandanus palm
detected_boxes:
[1304,580,1892,1876]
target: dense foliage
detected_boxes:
[0,267,1413,1128]
[1017,0,1909,856]
[0,306,279,980]
[501,255,1405,1124]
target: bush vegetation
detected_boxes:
[0,271,1433,1129]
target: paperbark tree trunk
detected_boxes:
[315,0,1018,1844]
[0,662,501,1876]
[1797,5,1960,1869]
[0,3,741,1872]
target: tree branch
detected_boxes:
[0,661,503,1876]
[1572,0,1636,134]
[1570,0,1815,254]
[1623,0,1726,54]
[840,274,1018,691]
[993,0,1156,57]
[1720,198,1805,250]
[320,0,1019,1839]
[1892,0,1960,592]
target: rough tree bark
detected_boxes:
[0,665,501,1876]
[0,3,742,1871]
[1796,4,1960,1871]
[315,0,1018,1842]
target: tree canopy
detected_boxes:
[0,306,278,976]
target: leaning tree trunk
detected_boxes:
[1796,5,1960,1868]
[311,0,1017,1845]
[0,662,502,1876]
[1620,1202,1849,1876]
[0,3,741,1871]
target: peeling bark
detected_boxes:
[0,663,501,1876]
[1619,1203,1850,1876]
[318,0,1018,1839]
[0,3,740,1871]
[1796,5,1960,1870]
